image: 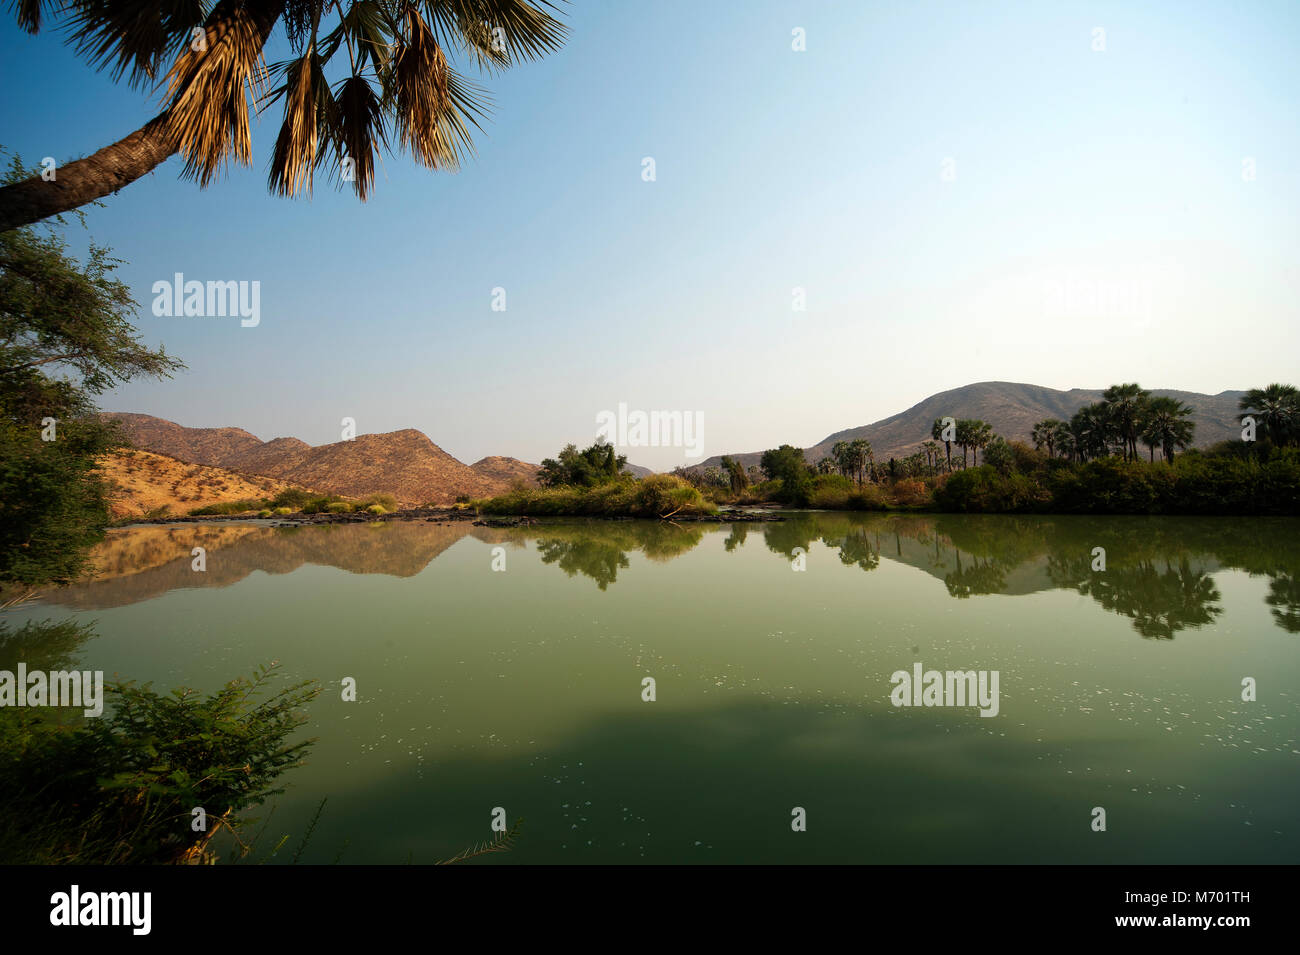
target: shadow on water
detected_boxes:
[284,694,1297,865]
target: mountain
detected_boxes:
[104,414,507,505]
[470,456,541,487]
[96,448,302,520]
[693,382,1246,471]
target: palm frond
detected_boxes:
[388,7,480,169]
[162,0,276,187]
[64,0,211,86]
[10,0,49,34]
[427,0,567,70]
[328,74,387,199]
[267,46,331,196]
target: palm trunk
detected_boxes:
[0,0,285,233]
[0,112,178,233]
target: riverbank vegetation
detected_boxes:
[188,488,398,518]
[667,382,1300,516]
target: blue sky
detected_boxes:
[2,1,1297,469]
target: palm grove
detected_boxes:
[665,381,1300,515]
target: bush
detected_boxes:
[300,495,353,514]
[256,509,272,517]
[273,507,292,516]
[189,498,264,516]
[359,493,398,512]
[478,475,716,518]
[1048,458,1169,513]
[982,438,1016,476]
[324,501,352,513]
[934,466,1049,512]
[890,478,931,507]
[0,657,320,864]
[365,504,387,515]
[267,488,314,510]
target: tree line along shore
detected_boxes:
[477,384,1300,518]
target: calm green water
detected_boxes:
[12,513,1300,864]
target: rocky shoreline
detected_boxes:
[120,507,786,528]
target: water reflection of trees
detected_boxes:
[1265,574,1300,633]
[762,513,1297,640]
[527,522,705,590]
[1047,553,1222,640]
[54,513,1300,637]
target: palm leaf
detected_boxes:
[328,74,387,199]
[267,46,331,196]
[64,0,211,87]
[427,0,566,70]
[162,0,274,187]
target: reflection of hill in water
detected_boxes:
[43,522,515,610]
[38,514,1300,636]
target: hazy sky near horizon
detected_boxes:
[2,1,1298,469]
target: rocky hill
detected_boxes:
[104,414,510,505]
[693,381,1245,471]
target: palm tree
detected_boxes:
[1070,404,1110,462]
[969,420,993,466]
[852,439,873,484]
[954,419,974,468]
[0,1,567,231]
[1140,428,1158,462]
[1048,420,1072,461]
[1140,396,1195,463]
[931,419,952,471]
[1238,384,1300,447]
[1100,383,1150,461]
[1031,418,1063,457]
[920,440,940,474]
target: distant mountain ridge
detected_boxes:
[102,413,540,505]
[693,382,1246,472]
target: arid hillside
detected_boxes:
[693,381,1246,471]
[103,414,511,505]
[96,449,301,520]
[470,455,541,487]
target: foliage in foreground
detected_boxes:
[0,181,182,600]
[0,642,321,865]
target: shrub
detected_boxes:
[847,485,889,510]
[256,509,272,517]
[478,475,716,518]
[273,507,292,516]
[1048,458,1168,513]
[935,466,1049,512]
[0,658,320,864]
[189,498,264,516]
[324,501,352,513]
[359,493,398,512]
[300,495,353,514]
[268,488,314,510]
[807,474,855,509]
[982,438,1016,476]
[365,504,387,515]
